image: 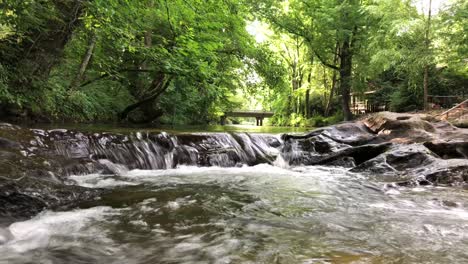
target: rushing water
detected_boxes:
[1,127,468,264]
[2,165,468,263]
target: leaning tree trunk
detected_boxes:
[70,33,97,89]
[118,75,173,122]
[325,43,340,117]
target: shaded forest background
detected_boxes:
[0,0,466,126]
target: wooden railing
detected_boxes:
[436,99,468,120]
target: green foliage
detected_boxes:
[0,0,466,125]
[307,113,343,127]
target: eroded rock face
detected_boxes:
[363,112,468,143]
[283,112,468,186]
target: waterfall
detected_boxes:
[38,130,284,174]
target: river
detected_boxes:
[0,125,467,263]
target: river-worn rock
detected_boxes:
[0,176,105,218]
[0,137,21,149]
[351,144,437,174]
[283,112,468,185]
[423,141,468,159]
[423,159,468,185]
[312,143,392,166]
[283,122,378,146]
[363,111,468,143]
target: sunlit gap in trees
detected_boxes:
[414,0,445,14]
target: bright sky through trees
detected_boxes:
[246,20,270,43]
[415,0,445,14]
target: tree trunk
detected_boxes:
[325,43,340,117]
[339,39,353,121]
[70,33,97,89]
[118,75,172,121]
[305,71,311,118]
[424,66,429,110]
[423,0,432,111]
[7,0,85,86]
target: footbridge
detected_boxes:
[221,110,274,126]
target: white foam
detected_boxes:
[70,173,139,188]
[1,207,114,253]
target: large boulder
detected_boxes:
[351,144,437,174]
[423,159,468,185]
[280,112,468,184]
[283,122,378,146]
[363,112,468,143]
[423,141,468,159]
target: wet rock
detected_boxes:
[0,150,20,160]
[320,122,378,146]
[313,143,392,166]
[0,137,21,149]
[424,141,468,159]
[281,133,351,165]
[326,156,356,168]
[441,200,458,208]
[0,176,105,218]
[351,144,437,174]
[0,122,20,130]
[283,122,377,146]
[423,159,468,185]
[364,112,436,142]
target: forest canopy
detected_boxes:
[0,0,466,125]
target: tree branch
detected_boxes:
[313,50,339,71]
[78,69,177,88]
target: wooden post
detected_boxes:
[256,117,262,126]
[220,115,226,125]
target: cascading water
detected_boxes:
[1,125,468,264]
[49,130,283,174]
